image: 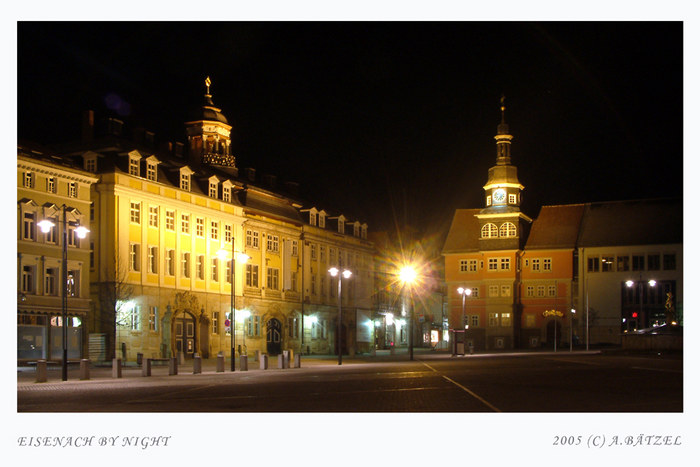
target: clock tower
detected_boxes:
[477,96,532,250]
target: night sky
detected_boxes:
[17,21,683,241]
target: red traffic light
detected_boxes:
[632,312,638,318]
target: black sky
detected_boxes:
[17,21,683,237]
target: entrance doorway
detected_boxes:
[175,313,196,358]
[266,318,282,355]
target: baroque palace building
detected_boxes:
[17,79,375,363]
[443,99,682,350]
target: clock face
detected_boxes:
[493,188,506,203]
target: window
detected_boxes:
[129,243,141,271]
[196,255,205,280]
[254,315,261,337]
[338,218,345,234]
[648,254,660,271]
[213,312,219,334]
[288,317,299,339]
[526,285,535,297]
[291,240,299,256]
[501,313,512,327]
[209,182,218,198]
[470,287,479,298]
[499,222,517,238]
[222,185,231,202]
[548,285,556,297]
[508,193,517,204]
[354,224,360,237]
[525,314,536,328]
[663,253,676,270]
[181,252,191,278]
[211,258,219,281]
[67,224,82,248]
[319,214,326,228]
[481,223,498,238]
[267,234,279,253]
[148,306,158,331]
[246,229,259,248]
[129,157,140,176]
[488,258,498,270]
[489,285,499,297]
[601,256,614,272]
[543,258,552,271]
[471,315,479,327]
[501,285,511,297]
[310,212,317,226]
[267,267,280,290]
[165,210,175,230]
[148,246,158,273]
[22,212,35,241]
[22,265,35,293]
[148,206,158,227]
[180,172,190,191]
[46,177,56,193]
[68,182,77,198]
[486,195,492,206]
[67,271,78,297]
[128,306,141,331]
[468,260,478,272]
[632,255,644,271]
[166,250,175,276]
[42,218,57,243]
[587,257,600,272]
[224,259,231,283]
[24,172,34,188]
[459,260,469,272]
[224,224,232,242]
[146,162,157,181]
[537,285,545,297]
[44,267,58,295]
[488,313,498,327]
[500,258,511,270]
[211,221,218,240]
[85,159,96,173]
[310,244,317,260]
[531,258,541,272]
[196,218,204,237]
[617,255,630,271]
[181,214,190,234]
[246,264,259,287]
[311,274,317,295]
[320,245,326,263]
[130,202,141,223]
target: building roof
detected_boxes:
[525,204,586,250]
[442,208,482,253]
[577,198,682,247]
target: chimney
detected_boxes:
[82,110,94,142]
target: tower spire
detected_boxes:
[495,94,512,165]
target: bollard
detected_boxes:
[255,349,261,362]
[240,354,248,371]
[80,359,90,380]
[112,358,122,378]
[169,357,178,375]
[294,353,301,368]
[260,354,268,370]
[216,352,225,373]
[36,359,47,383]
[278,354,285,369]
[193,355,202,374]
[142,358,151,377]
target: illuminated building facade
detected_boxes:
[33,79,374,362]
[17,144,98,361]
[443,101,682,349]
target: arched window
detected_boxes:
[500,222,517,238]
[481,223,498,238]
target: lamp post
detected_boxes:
[38,205,89,381]
[457,287,472,329]
[570,309,576,352]
[399,266,417,361]
[329,265,352,365]
[218,244,249,371]
[626,276,656,331]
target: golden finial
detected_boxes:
[500,94,506,122]
[205,76,211,95]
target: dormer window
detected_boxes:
[310,212,317,226]
[145,157,159,181]
[179,167,194,192]
[361,223,367,239]
[83,154,97,173]
[319,211,326,228]
[338,217,345,234]
[209,182,218,198]
[128,155,140,176]
[222,181,232,202]
[353,222,360,237]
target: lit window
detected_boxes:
[149,306,158,331]
[68,182,77,198]
[481,223,498,238]
[180,173,190,191]
[24,172,34,188]
[224,224,232,242]
[181,214,190,234]
[211,221,218,240]
[165,210,175,230]
[129,157,140,176]
[246,229,259,248]
[501,313,512,326]
[501,285,511,297]
[489,285,499,297]
[267,235,279,253]
[148,206,158,227]
[543,258,552,271]
[459,260,469,272]
[499,222,517,238]
[23,212,36,241]
[488,313,498,327]
[146,162,157,181]
[532,258,541,272]
[196,218,204,237]
[486,195,492,206]
[500,258,510,270]
[602,256,615,272]
[508,193,517,204]
[46,177,56,193]
[130,203,141,223]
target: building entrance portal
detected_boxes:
[175,313,196,358]
[267,318,282,355]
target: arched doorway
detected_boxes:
[266,318,282,355]
[174,311,197,359]
[545,320,562,350]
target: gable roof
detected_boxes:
[525,204,586,249]
[442,208,482,253]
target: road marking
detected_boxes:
[420,361,501,412]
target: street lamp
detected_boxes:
[37,205,89,381]
[625,276,656,331]
[399,265,417,361]
[329,266,352,365]
[457,287,472,329]
[218,245,249,371]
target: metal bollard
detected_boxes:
[112,358,122,378]
[260,354,268,370]
[216,352,225,373]
[294,353,301,368]
[142,358,151,377]
[278,354,285,369]
[169,357,178,375]
[240,354,248,371]
[193,355,202,374]
[36,359,47,383]
[80,359,90,380]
